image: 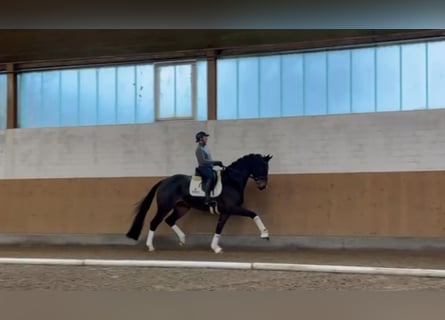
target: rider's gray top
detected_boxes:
[195,143,214,167]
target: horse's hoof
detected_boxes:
[260,229,269,240]
[262,237,270,241]
[179,241,185,247]
[147,247,155,252]
[261,233,269,240]
[213,247,223,254]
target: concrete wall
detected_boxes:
[1,108,445,243]
[1,108,445,179]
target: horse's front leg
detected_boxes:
[211,213,230,254]
[231,206,269,240]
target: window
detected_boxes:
[427,40,445,109]
[0,73,7,130]
[401,43,426,110]
[155,61,196,120]
[351,48,375,113]
[13,39,445,127]
[216,39,445,120]
[376,45,400,112]
[216,59,238,120]
[281,54,304,116]
[327,50,351,114]
[304,51,327,115]
[17,65,156,128]
[17,60,207,128]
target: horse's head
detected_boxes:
[225,153,273,190]
[249,154,273,190]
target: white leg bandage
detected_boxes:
[211,233,223,254]
[146,229,155,251]
[172,224,186,246]
[254,216,269,239]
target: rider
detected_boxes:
[195,131,224,206]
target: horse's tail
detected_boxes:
[126,180,163,241]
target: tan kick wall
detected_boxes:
[1,108,445,238]
[1,172,445,237]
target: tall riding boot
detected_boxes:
[204,179,213,205]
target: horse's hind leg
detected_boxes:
[164,202,191,247]
[146,206,172,252]
[211,213,230,254]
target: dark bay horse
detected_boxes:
[126,153,273,253]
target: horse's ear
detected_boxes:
[264,154,273,162]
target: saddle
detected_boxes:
[189,167,223,198]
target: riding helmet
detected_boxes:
[195,131,209,142]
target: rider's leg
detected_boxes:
[201,167,215,206]
[204,178,213,205]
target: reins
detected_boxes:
[221,165,265,182]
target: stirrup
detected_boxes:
[208,201,219,215]
[205,198,217,212]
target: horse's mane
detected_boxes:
[228,153,263,168]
